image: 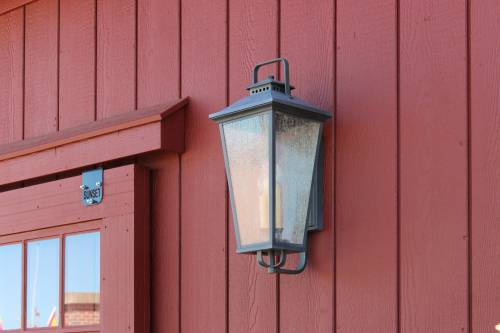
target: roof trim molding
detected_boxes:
[0,98,188,186]
[0,0,37,15]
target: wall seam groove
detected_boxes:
[178,0,182,331]
[332,0,338,332]
[134,0,138,110]
[22,4,26,140]
[56,0,60,131]
[396,0,401,332]
[94,0,97,121]
[332,0,337,331]
[466,0,472,332]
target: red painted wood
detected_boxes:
[137,1,181,332]
[400,1,468,331]
[24,0,58,138]
[97,0,135,119]
[0,122,160,186]
[137,0,179,108]
[139,153,181,333]
[0,164,150,333]
[279,1,335,332]
[0,8,23,144]
[59,0,96,129]
[0,0,36,15]
[470,1,500,331]
[180,0,227,331]
[0,99,187,160]
[335,1,397,332]
[228,1,278,332]
[0,165,135,234]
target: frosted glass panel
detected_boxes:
[223,113,270,246]
[0,243,22,330]
[275,112,320,244]
[27,238,60,328]
[65,232,100,326]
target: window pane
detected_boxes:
[223,113,271,247]
[27,238,60,328]
[0,244,22,330]
[64,232,100,326]
[275,112,321,244]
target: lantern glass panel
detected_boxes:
[223,112,271,247]
[275,112,321,245]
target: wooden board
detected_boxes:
[335,0,397,332]
[180,0,228,331]
[59,0,96,129]
[400,1,468,331]
[0,8,23,144]
[137,1,181,331]
[97,0,136,118]
[0,165,135,234]
[470,1,500,331]
[0,164,150,333]
[0,0,36,15]
[24,0,58,137]
[279,0,335,332]
[228,1,279,332]
[0,100,185,185]
[137,0,179,108]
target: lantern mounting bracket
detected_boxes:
[256,247,308,275]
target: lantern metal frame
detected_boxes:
[210,58,331,274]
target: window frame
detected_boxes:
[0,164,150,333]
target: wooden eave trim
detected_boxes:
[0,0,37,15]
[0,97,188,162]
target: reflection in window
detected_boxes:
[0,244,22,330]
[27,238,60,328]
[64,232,100,326]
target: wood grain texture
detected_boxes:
[137,1,181,332]
[335,0,397,332]
[0,99,187,160]
[470,1,500,331]
[138,0,179,108]
[279,0,335,332]
[59,0,96,129]
[0,0,36,15]
[400,0,468,331]
[140,153,181,333]
[0,8,23,144]
[0,165,135,236]
[24,0,58,138]
[228,1,278,332]
[0,122,161,186]
[97,0,136,119]
[180,0,227,331]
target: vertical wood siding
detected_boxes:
[0,0,499,332]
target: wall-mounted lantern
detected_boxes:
[209,58,331,274]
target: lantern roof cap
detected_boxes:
[209,88,331,122]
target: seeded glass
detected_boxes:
[275,112,320,245]
[65,232,100,327]
[0,243,22,330]
[223,112,270,246]
[27,238,60,328]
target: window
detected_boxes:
[0,223,101,331]
[0,244,22,330]
[0,164,150,333]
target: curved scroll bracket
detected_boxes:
[256,248,308,275]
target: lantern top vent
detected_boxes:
[247,75,295,95]
[209,58,331,123]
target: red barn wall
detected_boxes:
[0,0,499,332]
